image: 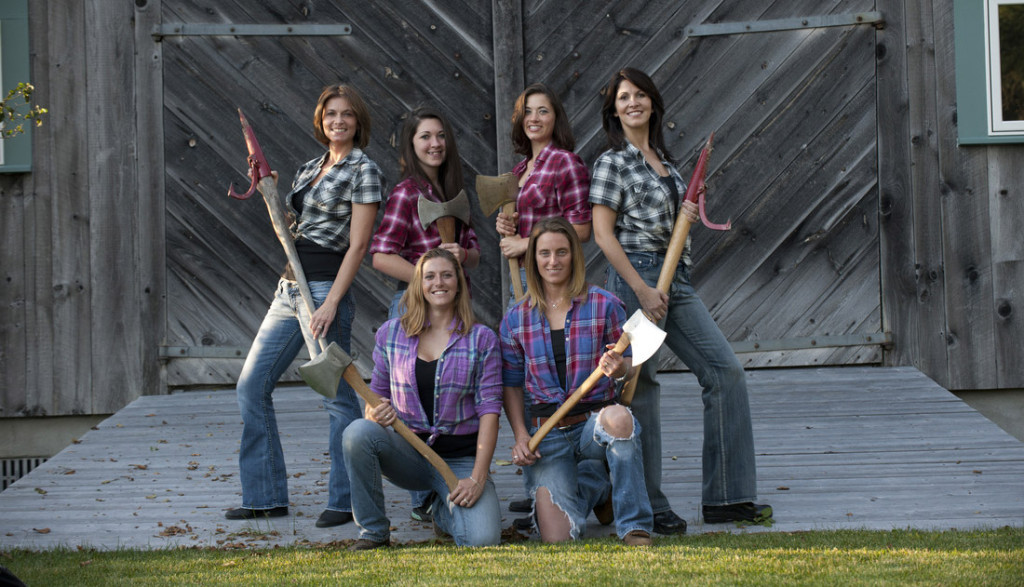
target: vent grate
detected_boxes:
[1,457,47,491]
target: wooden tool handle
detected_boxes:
[340,365,459,493]
[527,333,630,453]
[436,216,457,245]
[503,202,525,301]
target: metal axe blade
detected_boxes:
[474,173,519,216]
[623,309,666,366]
[417,189,472,231]
[298,342,352,399]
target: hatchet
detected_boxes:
[475,173,524,300]
[527,310,666,452]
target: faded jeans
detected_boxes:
[607,252,757,509]
[236,278,361,511]
[525,409,653,539]
[342,419,502,546]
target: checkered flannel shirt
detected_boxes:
[370,176,479,264]
[511,144,592,238]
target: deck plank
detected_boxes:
[2,366,1022,549]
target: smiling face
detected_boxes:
[534,231,573,288]
[614,79,653,131]
[321,96,357,148]
[523,92,556,147]
[420,256,459,310]
[413,117,446,175]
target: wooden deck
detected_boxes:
[2,366,1022,550]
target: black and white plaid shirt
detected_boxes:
[589,143,691,265]
[286,148,384,252]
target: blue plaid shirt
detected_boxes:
[589,143,691,266]
[500,286,631,406]
[370,318,503,444]
[286,148,384,252]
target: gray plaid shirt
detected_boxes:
[286,148,383,252]
[589,143,691,266]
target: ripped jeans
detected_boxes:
[524,407,653,539]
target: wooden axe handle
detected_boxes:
[503,202,525,300]
[527,332,630,453]
[339,364,460,493]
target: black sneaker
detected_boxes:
[702,502,773,524]
[508,497,533,513]
[652,510,687,534]
[411,491,436,523]
[224,506,288,520]
[512,515,534,532]
[315,509,353,528]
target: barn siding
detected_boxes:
[2,0,1022,422]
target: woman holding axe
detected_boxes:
[500,218,653,546]
[227,85,381,529]
[343,248,503,550]
[590,68,770,531]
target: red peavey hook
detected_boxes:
[227,109,272,200]
[683,132,730,231]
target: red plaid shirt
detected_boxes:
[511,144,592,238]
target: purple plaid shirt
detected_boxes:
[500,286,631,406]
[370,176,479,264]
[370,318,503,444]
[511,144,592,238]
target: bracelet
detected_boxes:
[469,475,482,488]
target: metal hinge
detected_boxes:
[688,12,884,37]
[153,23,352,41]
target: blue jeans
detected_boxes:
[607,252,757,509]
[525,409,653,539]
[342,419,502,546]
[236,278,361,511]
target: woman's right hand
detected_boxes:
[495,211,518,237]
[510,435,540,467]
[499,235,528,259]
[637,285,669,322]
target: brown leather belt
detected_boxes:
[531,410,598,430]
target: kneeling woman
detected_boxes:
[343,248,503,549]
[500,217,653,545]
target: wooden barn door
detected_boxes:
[158,1,501,386]
[524,2,885,369]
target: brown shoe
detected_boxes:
[348,538,389,551]
[593,493,614,526]
[623,530,652,546]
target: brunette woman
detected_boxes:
[589,68,771,532]
[226,85,382,529]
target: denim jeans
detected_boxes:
[236,278,361,511]
[606,252,757,508]
[342,419,502,546]
[525,409,653,539]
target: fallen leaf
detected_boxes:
[33,528,51,534]
[63,470,76,475]
[132,464,148,470]
[34,488,47,495]
[80,560,93,567]
[973,470,983,474]
[777,486,790,491]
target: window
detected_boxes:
[0,0,31,172]
[954,0,1024,144]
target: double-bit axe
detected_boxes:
[417,189,472,246]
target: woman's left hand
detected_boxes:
[448,476,485,508]
[599,344,626,379]
[309,303,337,341]
[499,235,528,259]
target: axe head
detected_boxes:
[418,189,472,231]
[623,309,666,366]
[475,173,519,216]
[298,342,352,399]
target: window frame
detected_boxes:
[0,0,32,173]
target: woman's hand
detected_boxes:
[510,435,541,468]
[495,211,518,237]
[367,398,398,428]
[637,285,669,322]
[309,303,337,341]
[599,344,627,379]
[448,475,486,508]
[438,242,466,264]
[681,199,699,224]
[499,235,528,259]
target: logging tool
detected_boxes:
[475,173,525,300]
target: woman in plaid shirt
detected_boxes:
[343,248,503,549]
[227,85,382,530]
[590,68,771,532]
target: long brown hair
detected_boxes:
[523,217,588,310]
[599,68,675,164]
[399,248,475,336]
[510,83,576,157]
[313,84,372,149]
[398,106,465,200]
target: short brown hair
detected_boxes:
[313,84,372,148]
[510,83,576,157]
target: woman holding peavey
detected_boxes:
[227,85,382,529]
[589,68,771,532]
[500,217,653,546]
[343,248,503,550]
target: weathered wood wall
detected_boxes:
[2,0,1021,421]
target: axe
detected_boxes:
[620,133,729,405]
[417,189,472,245]
[226,109,327,360]
[527,310,666,452]
[475,173,524,300]
[300,343,460,493]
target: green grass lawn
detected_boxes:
[4,527,1023,586]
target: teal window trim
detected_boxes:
[0,0,32,172]
[954,0,1024,144]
